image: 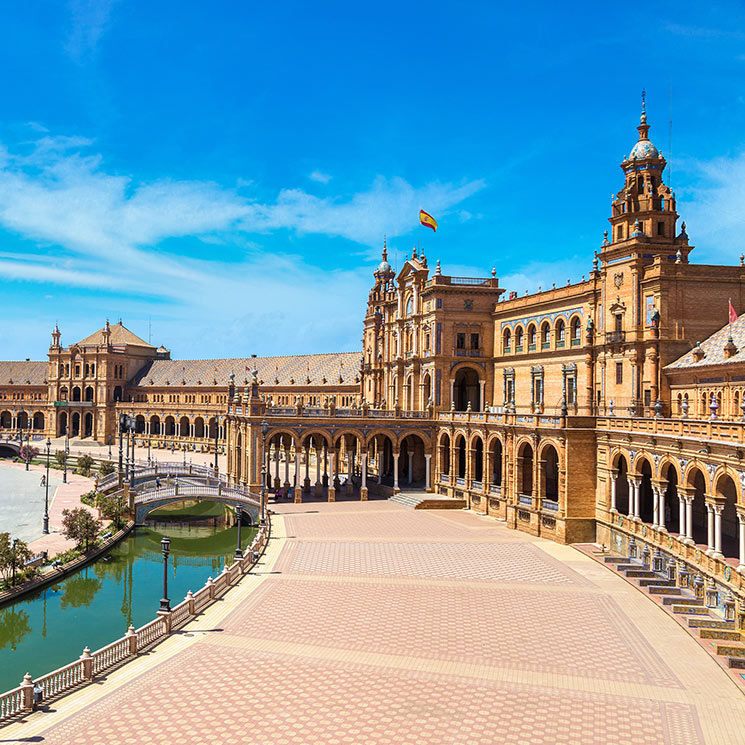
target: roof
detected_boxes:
[666,315,745,370]
[129,352,361,387]
[0,361,48,385]
[77,322,155,348]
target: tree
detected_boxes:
[55,450,67,468]
[96,492,126,530]
[19,444,39,462]
[98,460,115,476]
[77,454,95,476]
[61,508,102,552]
[0,533,32,584]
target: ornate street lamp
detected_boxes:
[129,414,136,490]
[260,418,269,525]
[159,536,171,612]
[17,406,23,446]
[214,416,220,474]
[235,504,243,559]
[63,425,69,484]
[118,414,125,480]
[24,433,30,471]
[43,438,51,534]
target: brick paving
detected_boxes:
[5,501,745,744]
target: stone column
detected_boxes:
[652,485,661,529]
[360,451,368,501]
[424,453,432,491]
[294,442,302,503]
[685,495,694,543]
[628,477,641,520]
[346,442,354,495]
[609,469,617,512]
[737,512,745,574]
[274,443,280,489]
[393,452,400,492]
[678,493,686,539]
[713,503,724,558]
[304,442,310,492]
[315,443,323,497]
[407,450,413,484]
[449,379,455,408]
[283,440,290,494]
[706,502,715,554]
[478,380,485,411]
[328,449,336,502]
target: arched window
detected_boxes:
[503,328,512,352]
[556,319,565,346]
[570,317,581,346]
[84,386,94,402]
[515,327,524,351]
[541,322,550,348]
[528,324,537,349]
[405,296,413,316]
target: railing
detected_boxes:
[449,276,491,285]
[605,330,625,344]
[0,523,269,722]
[598,416,745,444]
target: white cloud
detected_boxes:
[66,0,120,60]
[309,170,332,184]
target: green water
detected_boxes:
[0,520,257,692]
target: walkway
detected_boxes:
[4,502,745,744]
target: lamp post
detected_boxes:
[129,414,136,491]
[260,418,269,526]
[214,416,220,474]
[159,536,171,612]
[17,406,23,446]
[108,435,112,462]
[24,434,30,471]
[234,504,243,559]
[63,425,69,484]
[43,438,51,534]
[11,538,18,587]
[118,414,125,481]
[182,443,186,466]
[147,437,151,464]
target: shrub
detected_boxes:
[98,461,116,476]
[77,454,95,477]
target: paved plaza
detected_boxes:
[5,501,745,744]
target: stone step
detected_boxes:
[638,577,675,587]
[624,569,657,578]
[614,563,642,572]
[716,643,745,658]
[672,604,710,615]
[699,628,743,642]
[647,585,683,595]
[728,657,745,669]
[663,596,703,606]
[687,618,737,630]
[603,557,629,564]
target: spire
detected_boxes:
[637,88,650,140]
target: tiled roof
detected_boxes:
[77,322,154,348]
[129,352,361,387]
[0,361,48,385]
[666,315,745,369]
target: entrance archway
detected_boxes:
[663,464,680,533]
[491,438,503,487]
[688,468,708,546]
[542,444,559,502]
[453,367,481,411]
[71,412,80,437]
[638,459,654,524]
[615,455,630,515]
[84,412,93,438]
[518,442,533,496]
[715,473,739,559]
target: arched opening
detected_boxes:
[715,473,739,559]
[456,435,466,478]
[165,416,176,436]
[0,411,10,430]
[503,328,512,353]
[689,468,708,546]
[113,386,123,402]
[638,459,654,524]
[542,445,559,502]
[84,412,93,438]
[453,367,481,411]
[135,415,146,434]
[33,412,44,430]
[16,411,29,431]
[150,415,161,435]
[84,386,94,402]
[194,417,205,438]
[401,434,426,487]
[422,373,432,406]
[663,464,680,533]
[527,324,537,349]
[515,326,524,350]
[615,455,629,514]
[518,442,533,496]
[570,316,581,345]
[72,386,82,402]
[439,433,450,478]
[59,387,68,402]
[208,417,218,439]
[179,416,190,437]
[71,412,80,437]
[556,319,566,346]
[491,438,503,486]
[472,436,483,483]
[370,433,395,487]
[540,321,550,348]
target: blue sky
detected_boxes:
[1,1,744,360]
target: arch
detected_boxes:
[164,416,176,436]
[300,430,332,449]
[16,411,29,430]
[0,410,11,429]
[503,327,512,353]
[401,432,427,486]
[113,386,123,403]
[662,461,680,533]
[455,434,466,478]
[527,323,537,348]
[422,372,432,406]
[471,434,484,482]
[515,325,524,350]
[71,412,80,437]
[404,375,413,411]
[453,366,481,411]
[208,417,218,440]
[555,318,566,345]
[32,412,44,430]
[541,443,560,502]
[83,412,93,438]
[439,432,451,478]
[637,457,654,524]
[517,441,533,496]
[715,471,739,559]
[84,386,94,402]
[58,411,68,437]
[179,416,190,437]
[59,387,68,402]
[135,415,146,434]
[72,386,82,402]
[150,415,161,435]
[194,417,205,438]
[614,454,630,515]
[570,315,582,345]
[490,436,503,486]
[687,466,708,546]
[540,321,551,347]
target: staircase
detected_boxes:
[597,553,745,672]
[389,491,466,510]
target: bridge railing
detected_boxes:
[0,520,270,722]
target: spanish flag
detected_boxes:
[420,209,437,232]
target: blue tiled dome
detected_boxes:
[629,139,659,160]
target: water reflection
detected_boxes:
[0,517,256,692]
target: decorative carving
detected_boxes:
[613,272,624,289]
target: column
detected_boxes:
[713,504,724,558]
[393,452,400,492]
[361,451,368,501]
[294,441,302,503]
[346,442,354,495]
[629,477,640,520]
[274,443,280,489]
[283,440,290,493]
[478,380,485,411]
[304,442,310,492]
[706,503,715,553]
[424,453,431,491]
[685,496,694,542]
[737,512,745,573]
[609,469,617,512]
[652,486,660,528]
[328,450,336,502]
[315,443,322,497]
[678,494,686,538]
[449,379,455,408]
[407,449,413,484]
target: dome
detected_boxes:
[629,138,659,160]
[376,259,392,274]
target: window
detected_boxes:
[644,389,651,407]
[534,378,543,404]
[615,315,623,333]
[515,327,524,350]
[567,377,576,405]
[436,298,442,309]
[570,317,581,345]
[528,325,537,349]
[541,323,550,347]
[470,333,479,349]
[617,224,624,240]
[556,320,565,345]
[657,221,665,236]
[615,362,623,385]
[503,329,512,352]
[456,333,466,349]
[75,365,80,377]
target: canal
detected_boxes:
[0,519,257,693]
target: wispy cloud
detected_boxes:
[664,23,745,41]
[309,170,332,184]
[65,0,120,61]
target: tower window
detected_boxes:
[615,362,623,385]
[657,221,664,236]
[456,333,466,349]
[470,333,480,349]
[617,225,624,240]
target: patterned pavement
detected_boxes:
[5,501,745,744]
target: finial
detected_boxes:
[602,230,610,247]
[678,221,688,240]
[412,245,417,259]
[382,236,388,262]
[641,87,646,122]
[740,253,744,267]
[675,248,682,264]
[491,267,496,278]
[435,260,442,276]
[593,252,599,271]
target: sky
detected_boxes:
[0,1,744,360]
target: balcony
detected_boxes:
[54,400,93,407]
[605,330,626,344]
